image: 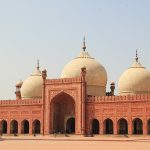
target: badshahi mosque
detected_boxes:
[0,39,150,136]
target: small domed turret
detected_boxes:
[16,80,23,87]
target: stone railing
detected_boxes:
[45,77,82,84]
[0,98,42,106]
[87,94,150,103]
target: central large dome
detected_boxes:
[61,44,107,96]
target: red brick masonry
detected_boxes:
[0,74,150,135]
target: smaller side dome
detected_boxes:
[20,61,43,99]
[118,51,150,95]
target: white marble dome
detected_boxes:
[20,67,43,99]
[61,48,107,96]
[118,56,150,95]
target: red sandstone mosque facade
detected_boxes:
[0,40,150,136]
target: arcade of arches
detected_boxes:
[0,93,150,136]
[89,118,149,135]
[1,90,148,135]
[0,119,41,134]
[0,118,149,135]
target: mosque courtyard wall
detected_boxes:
[86,94,150,135]
[0,94,150,135]
[0,99,43,134]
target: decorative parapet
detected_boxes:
[87,94,150,103]
[45,77,82,84]
[0,98,42,106]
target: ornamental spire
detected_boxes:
[37,59,40,70]
[135,49,139,62]
[82,37,86,51]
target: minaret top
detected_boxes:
[135,49,139,62]
[82,37,86,51]
[37,59,40,70]
[131,49,145,68]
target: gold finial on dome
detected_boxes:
[37,59,40,70]
[135,49,139,62]
[82,37,86,51]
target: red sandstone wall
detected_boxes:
[1,77,150,135]
[0,99,43,134]
[43,77,84,135]
[86,94,150,135]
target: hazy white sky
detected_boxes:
[0,0,150,99]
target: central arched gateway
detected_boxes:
[50,92,75,134]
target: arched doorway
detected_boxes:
[33,120,40,134]
[21,120,29,134]
[10,120,18,134]
[133,118,143,134]
[91,119,99,134]
[0,120,7,134]
[104,119,113,134]
[66,117,75,133]
[147,119,150,134]
[51,92,75,134]
[118,118,128,134]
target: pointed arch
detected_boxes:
[50,91,75,104]
[91,119,99,134]
[104,118,113,134]
[10,120,18,134]
[66,117,75,133]
[21,120,29,134]
[0,120,7,134]
[117,118,128,134]
[32,120,41,134]
[50,91,75,103]
[133,118,143,134]
[50,92,75,134]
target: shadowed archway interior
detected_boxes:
[33,120,41,134]
[0,120,7,134]
[66,117,75,133]
[118,118,128,134]
[10,120,18,134]
[147,119,150,134]
[92,119,99,134]
[21,120,29,134]
[133,118,143,134]
[104,119,113,134]
[51,92,75,134]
